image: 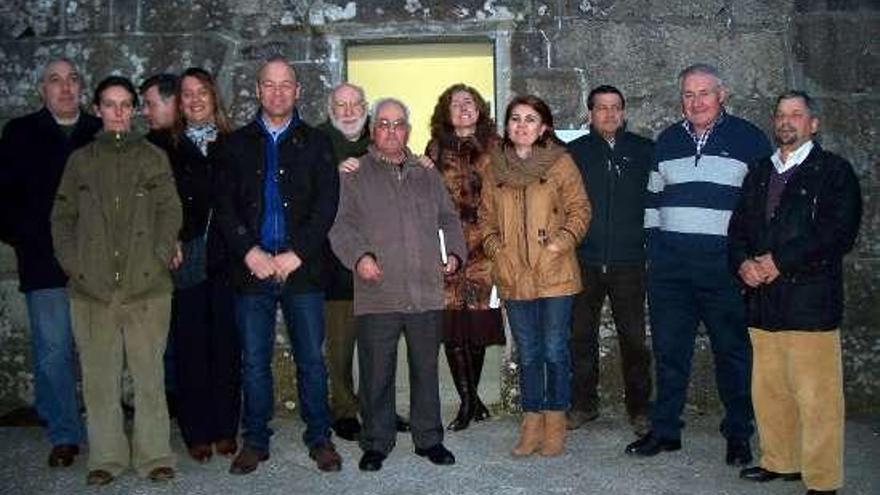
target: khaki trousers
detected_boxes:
[324,299,359,420]
[749,328,844,491]
[71,293,175,477]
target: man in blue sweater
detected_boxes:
[625,64,771,466]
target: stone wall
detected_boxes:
[0,0,877,414]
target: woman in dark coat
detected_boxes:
[167,67,240,462]
[425,84,505,431]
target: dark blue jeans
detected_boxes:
[647,250,753,442]
[506,296,574,412]
[236,282,331,451]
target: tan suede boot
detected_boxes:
[540,411,567,456]
[511,412,544,457]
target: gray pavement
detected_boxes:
[1,411,878,495]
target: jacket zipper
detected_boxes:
[602,155,614,274]
[521,187,530,265]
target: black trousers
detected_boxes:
[171,275,241,446]
[356,311,443,455]
[570,264,651,419]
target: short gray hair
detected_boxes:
[40,57,78,84]
[678,63,725,90]
[327,82,367,112]
[257,55,296,83]
[775,90,820,116]
[370,97,411,125]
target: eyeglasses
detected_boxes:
[375,119,408,132]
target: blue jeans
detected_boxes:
[506,296,574,412]
[25,287,84,446]
[236,283,331,451]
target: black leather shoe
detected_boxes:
[624,433,681,457]
[805,490,837,494]
[358,450,386,472]
[740,466,802,482]
[48,444,79,467]
[395,414,411,433]
[414,443,456,465]
[726,438,753,466]
[332,417,362,442]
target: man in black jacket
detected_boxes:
[729,91,862,495]
[566,85,653,435]
[0,58,101,468]
[213,56,341,474]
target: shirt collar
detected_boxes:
[771,140,814,174]
[259,108,300,141]
[682,111,726,154]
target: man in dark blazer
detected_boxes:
[213,55,341,475]
[0,58,101,468]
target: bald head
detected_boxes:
[256,56,301,126]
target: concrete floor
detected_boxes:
[1,410,878,495]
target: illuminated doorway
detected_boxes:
[346,42,495,154]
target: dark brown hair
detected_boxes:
[429,83,495,148]
[501,94,561,148]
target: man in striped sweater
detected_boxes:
[625,64,771,466]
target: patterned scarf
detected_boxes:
[185,122,218,156]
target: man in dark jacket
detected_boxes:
[566,85,653,435]
[213,56,342,474]
[729,91,861,495]
[0,58,101,468]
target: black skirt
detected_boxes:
[442,309,505,347]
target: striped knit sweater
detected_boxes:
[645,113,770,256]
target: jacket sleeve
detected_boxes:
[432,169,467,267]
[212,138,258,261]
[51,153,81,275]
[550,153,591,251]
[477,156,502,260]
[727,166,758,276]
[328,172,371,270]
[289,132,339,261]
[150,150,183,264]
[773,157,863,274]
[0,119,25,245]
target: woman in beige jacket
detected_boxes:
[479,95,591,457]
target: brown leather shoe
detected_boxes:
[48,444,79,467]
[215,438,238,457]
[309,442,342,472]
[229,447,269,475]
[147,466,175,482]
[86,469,114,485]
[188,443,213,463]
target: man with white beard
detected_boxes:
[317,83,411,441]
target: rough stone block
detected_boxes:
[795,0,880,12]
[811,97,879,184]
[510,68,586,129]
[0,280,30,413]
[0,0,61,39]
[64,0,110,34]
[841,259,880,412]
[794,16,879,94]
[552,20,788,106]
[141,0,234,32]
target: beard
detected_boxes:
[775,126,798,146]
[331,113,368,140]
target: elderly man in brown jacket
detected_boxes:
[329,98,466,472]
